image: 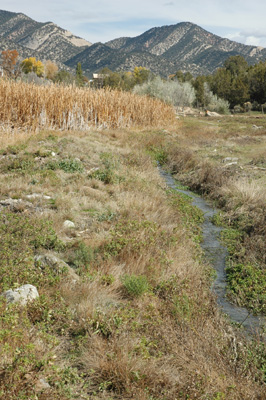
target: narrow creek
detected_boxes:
[159,167,266,338]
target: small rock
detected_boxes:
[63,220,75,229]
[222,157,239,163]
[26,193,51,200]
[205,110,221,117]
[35,378,50,392]
[1,284,39,305]
[1,198,18,204]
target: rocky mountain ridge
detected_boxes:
[0,9,92,64]
[101,22,266,75]
[1,9,266,76]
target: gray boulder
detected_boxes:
[2,284,39,305]
[34,254,68,273]
[205,110,221,117]
[35,254,79,281]
[63,220,75,229]
[0,198,43,213]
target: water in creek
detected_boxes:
[159,167,265,337]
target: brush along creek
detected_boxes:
[159,166,266,338]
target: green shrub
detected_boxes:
[90,152,118,184]
[100,274,115,286]
[45,158,84,173]
[146,145,168,164]
[58,158,84,173]
[121,274,150,298]
[204,83,230,114]
[133,76,196,107]
[66,241,93,273]
[3,155,36,172]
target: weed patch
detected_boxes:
[66,240,94,274]
[0,213,64,291]
[168,190,204,242]
[121,274,150,298]
[1,154,36,173]
[102,218,173,282]
[172,293,192,320]
[45,158,84,173]
[226,262,266,314]
[146,145,168,164]
[89,152,121,184]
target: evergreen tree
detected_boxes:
[210,56,249,107]
[75,62,84,86]
[193,76,206,107]
[54,70,75,85]
[248,62,266,104]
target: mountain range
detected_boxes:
[1,9,266,77]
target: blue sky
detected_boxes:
[2,0,266,47]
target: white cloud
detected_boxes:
[225,30,266,48]
[245,36,261,46]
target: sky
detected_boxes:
[2,0,266,48]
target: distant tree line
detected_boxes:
[176,55,266,112]
[2,49,266,112]
[97,66,152,91]
[142,55,266,113]
[99,59,266,113]
[0,50,87,87]
[210,55,266,111]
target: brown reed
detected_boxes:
[0,79,176,131]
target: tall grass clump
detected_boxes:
[0,79,176,132]
[133,76,196,107]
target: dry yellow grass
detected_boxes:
[0,79,176,132]
[0,98,265,399]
